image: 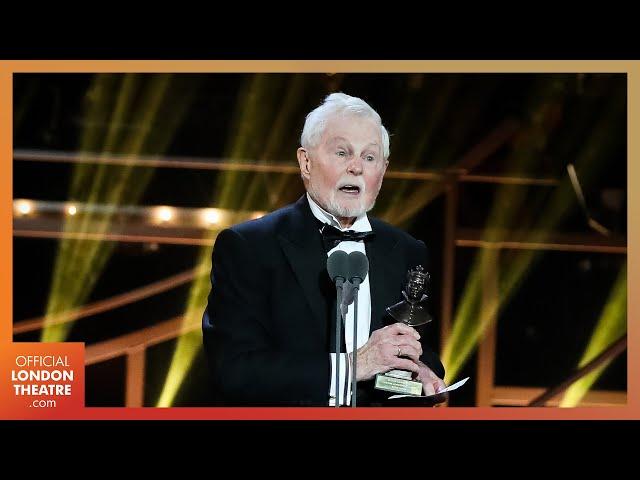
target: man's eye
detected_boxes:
[336,151,346,157]
[366,155,376,161]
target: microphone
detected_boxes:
[340,251,369,308]
[327,250,349,407]
[346,251,369,407]
[347,251,369,286]
[327,250,349,287]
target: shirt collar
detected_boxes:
[306,192,372,232]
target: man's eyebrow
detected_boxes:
[328,137,380,149]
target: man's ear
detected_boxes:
[297,147,311,179]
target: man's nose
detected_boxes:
[347,157,363,175]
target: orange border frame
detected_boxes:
[1,60,636,420]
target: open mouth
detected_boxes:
[338,184,361,195]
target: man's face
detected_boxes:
[297,114,388,223]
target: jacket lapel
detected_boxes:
[367,220,403,334]
[277,196,332,343]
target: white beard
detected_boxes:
[308,180,376,219]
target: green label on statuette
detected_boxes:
[375,375,423,396]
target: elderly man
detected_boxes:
[203,92,445,406]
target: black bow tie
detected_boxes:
[320,223,375,250]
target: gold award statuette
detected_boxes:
[374,265,433,396]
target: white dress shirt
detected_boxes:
[306,193,372,406]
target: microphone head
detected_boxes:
[327,250,349,282]
[348,251,369,283]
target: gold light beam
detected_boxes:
[560,264,627,407]
[43,74,200,342]
[442,76,626,385]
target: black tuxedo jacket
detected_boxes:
[202,195,444,405]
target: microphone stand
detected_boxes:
[351,279,361,407]
[335,277,344,408]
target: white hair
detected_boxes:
[300,92,390,160]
